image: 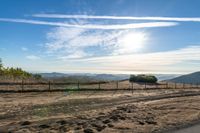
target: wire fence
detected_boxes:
[0,80,200,93]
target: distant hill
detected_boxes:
[39,72,179,82]
[168,71,200,84]
[40,72,68,78]
[155,74,180,81]
[39,73,129,81]
[92,74,129,81]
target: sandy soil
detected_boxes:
[0,89,200,133]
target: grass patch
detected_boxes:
[33,107,52,117]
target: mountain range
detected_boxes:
[168,71,200,84]
[39,72,180,81]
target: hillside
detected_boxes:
[155,74,180,81]
[40,72,180,82]
[40,73,129,82]
[168,71,200,84]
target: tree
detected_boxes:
[33,74,42,80]
[0,58,2,69]
[0,58,4,76]
[129,74,157,83]
[0,58,42,80]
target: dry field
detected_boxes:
[1,88,200,133]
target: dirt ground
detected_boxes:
[1,89,200,133]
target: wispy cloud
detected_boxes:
[2,14,199,73]
[26,55,40,60]
[45,27,148,59]
[33,14,200,22]
[76,46,200,73]
[0,18,178,29]
[20,46,200,74]
[21,47,28,51]
[44,26,200,73]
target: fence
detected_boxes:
[0,80,200,93]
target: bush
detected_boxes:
[0,58,42,80]
[33,74,42,80]
[129,74,157,83]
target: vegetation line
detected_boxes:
[0,59,42,80]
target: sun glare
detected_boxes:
[117,31,147,54]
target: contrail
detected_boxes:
[33,14,200,22]
[0,18,178,29]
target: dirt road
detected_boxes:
[1,89,200,132]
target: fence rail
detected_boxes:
[0,80,199,93]
[0,81,108,85]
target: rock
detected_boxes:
[145,117,157,125]
[117,106,128,112]
[117,127,130,130]
[74,126,82,130]
[96,116,105,120]
[102,119,111,124]
[119,116,126,120]
[138,121,145,125]
[20,121,31,126]
[98,112,105,115]
[83,128,94,133]
[110,114,120,121]
[82,122,89,128]
[56,120,67,125]
[108,124,114,128]
[76,121,84,126]
[91,123,106,131]
[39,124,50,128]
[127,109,132,113]
[68,121,76,126]
[96,125,106,131]
[146,120,157,125]
[59,126,70,132]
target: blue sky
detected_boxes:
[0,0,200,74]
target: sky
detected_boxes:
[0,0,200,74]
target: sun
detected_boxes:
[117,31,147,54]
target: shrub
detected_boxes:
[0,58,42,80]
[129,74,157,83]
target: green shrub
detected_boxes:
[0,58,42,80]
[129,74,157,83]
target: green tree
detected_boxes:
[129,74,157,83]
[0,59,42,80]
[0,58,2,69]
[33,74,42,80]
[0,58,3,76]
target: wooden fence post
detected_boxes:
[21,79,24,92]
[183,83,185,89]
[145,82,146,89]
[175,83,177,89]
[48,81,51,91]
[77,81,80,89]
[116,81,118,89]
[166,82,168,89]
[131,82,133,94]
[98,82,101,89]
